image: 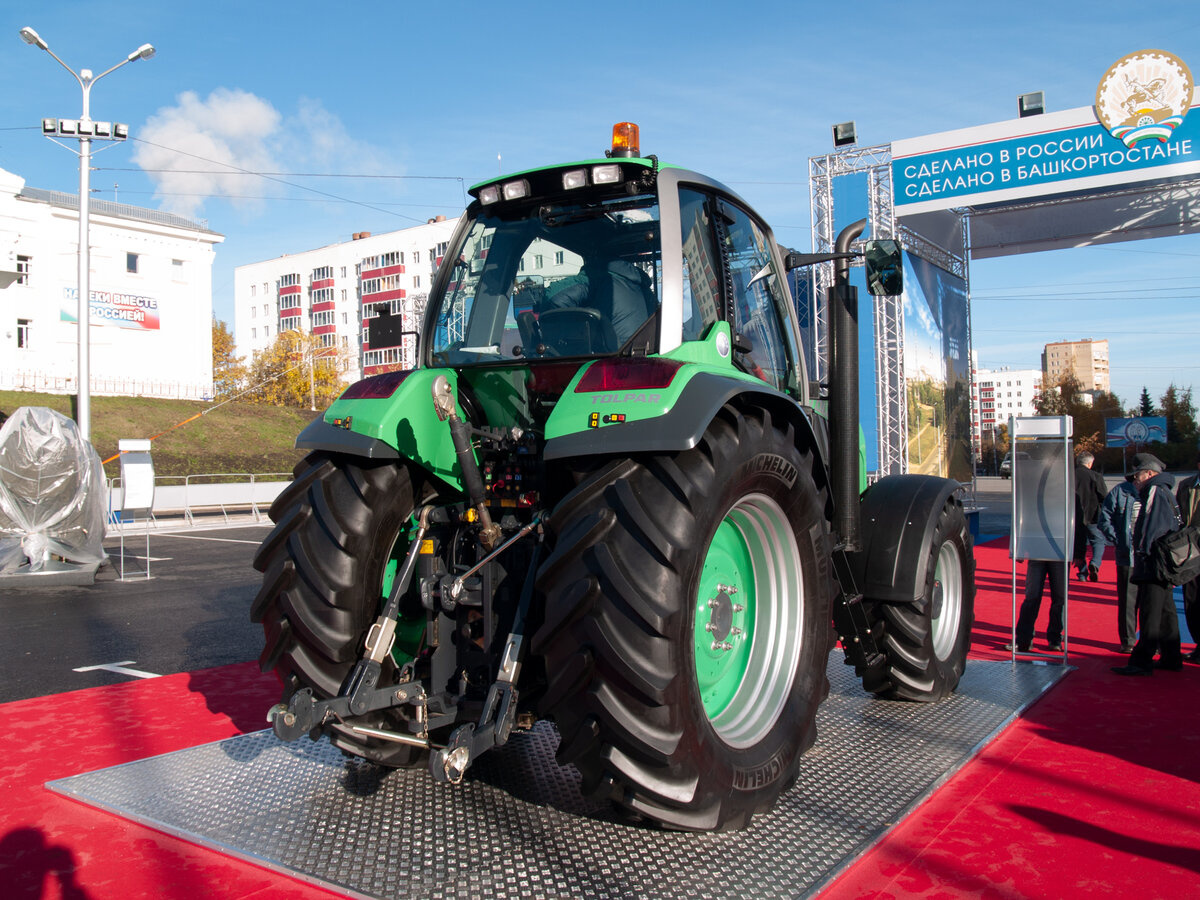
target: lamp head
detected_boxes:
[19,26,48,50]
[133,43,155,61]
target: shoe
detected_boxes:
[1004,642,1031,653]
[1076,568,1088,582]
[1185,648,1200,663]
[1120,645,1135,654]
[1047,641,1063,652]
[1112,664,1152,676]
[1088,565,1099,582]
[1153,660,1183,671]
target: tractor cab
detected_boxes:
[422,123,809,404]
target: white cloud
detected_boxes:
[132,88,282,217]
[131,89,396,218]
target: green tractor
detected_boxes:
[252,123,976,832]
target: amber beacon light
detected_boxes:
[610,122,640,158]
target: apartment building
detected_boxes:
[233,218,459,384]
[971,358,1043,453]
[1042,338,1110,393]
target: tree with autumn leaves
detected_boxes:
[211,319,348,409]
[1034,373,1198,471]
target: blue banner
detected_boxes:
[1105,417,1167,447]
[893,110,1200,208]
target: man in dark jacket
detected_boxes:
[1113,453,1184,675]
[1176,453,1200,663]
[1099,475,1141,652]
[1074,451,1108,582]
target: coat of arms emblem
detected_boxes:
[1095,50,1193,148]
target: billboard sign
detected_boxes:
[61,287,161,330]
[1105,416,1167,447]
[893,50,1197,215]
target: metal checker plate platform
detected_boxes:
[49,660,1064,900]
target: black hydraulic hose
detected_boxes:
[448,416,488,509]
[831,218,865,552]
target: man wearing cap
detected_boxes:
[1113,453,1185,675]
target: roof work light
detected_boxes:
[610,122,640,158]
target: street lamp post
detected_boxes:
[19,26,155,440]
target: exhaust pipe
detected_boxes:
[830,218,865,552]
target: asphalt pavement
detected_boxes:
[0,522,273,703]
[0,474,1122,706]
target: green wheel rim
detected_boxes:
[930,540,964,661]
[693,493,803,749]
[381,524,425,664]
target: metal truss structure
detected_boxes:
[809,144,967,478]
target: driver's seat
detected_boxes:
[537,307,616,355]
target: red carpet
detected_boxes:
[0,664,338,899]
[821,539,1200,900]
[1,541,1197,898]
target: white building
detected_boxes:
[0,166,223,400]
[971,355,1043,455]
[233,218,460,385]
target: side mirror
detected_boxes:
[864,240,902,296]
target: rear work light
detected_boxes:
[574,358,683,393]
[340,369,412,400]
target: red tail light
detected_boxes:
[340,369,412,400]
[574,358,683,393]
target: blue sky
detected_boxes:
[2,1,1198,408]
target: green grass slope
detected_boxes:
[0,391,316,478]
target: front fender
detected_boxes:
[848,474,964,606]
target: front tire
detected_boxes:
[871,499,975,701]
[532,405,834,831]
[251,451,429,767]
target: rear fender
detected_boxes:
[303,369,462,491]
[544,370,827,476]
[848,474,964,606]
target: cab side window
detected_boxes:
[720,203,792,392]
[678,189,722,343]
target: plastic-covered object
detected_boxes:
[0,407,107,573]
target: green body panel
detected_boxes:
[323,369,463,491]
[544,322,763,442]
[458,367,537,431]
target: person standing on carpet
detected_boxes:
[1074,451,1108,582]
[1010,558,1066,653]
[1100,474,1142,653]
[1114,453,1184,676]
[1175,453,1200,663]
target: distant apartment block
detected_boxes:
[233,218,459,384]
[1042,338,1110,393]
[971,356,1043,453]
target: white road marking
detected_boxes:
[73,661,162,679]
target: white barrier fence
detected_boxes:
[2,371,213,401]
[107,473,290,529]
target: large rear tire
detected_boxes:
[870,499,975,701]
[251,451,429,767]
[532,405,834,831]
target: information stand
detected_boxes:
[117,439,155,581]
[1009,416,1073,663]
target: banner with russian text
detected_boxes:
[61,287,161,330]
